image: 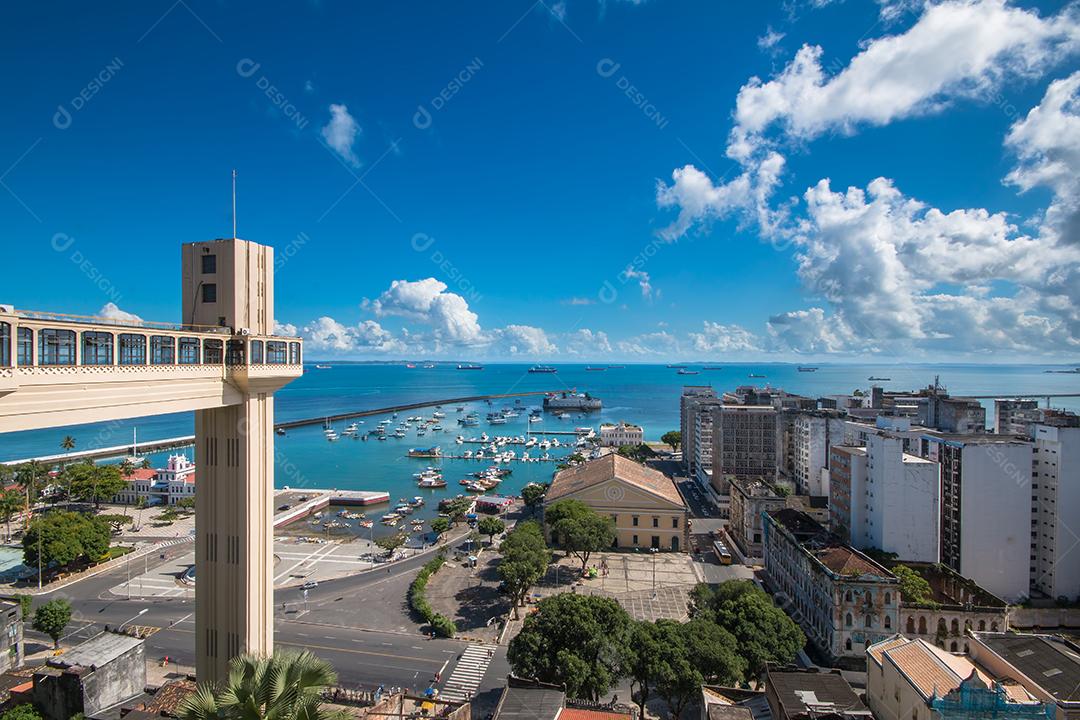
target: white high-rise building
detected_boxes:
[679,386,716,478]
[1030,423,1080,601]
[863,432,940,563]
[919,433,1032,602]
[790,412,831,496]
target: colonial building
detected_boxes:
[728,477,787,560]
[545,454,689,552]
[115,454,196,506]
[888,561,1009,655]
[763,509,900,662]
[598,421,643,448]
[867,635,1051,720]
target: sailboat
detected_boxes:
[123,428,144,466]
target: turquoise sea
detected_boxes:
[1,363,1076,533]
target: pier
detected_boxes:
[1,390,562,465]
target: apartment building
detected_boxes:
[710,405,779,495]
[829,446,866,542]
[919,433,1032,602]
[786,411,833,496]
[679,385,716,477]
[763,508,899,661]
[995,398,1041,435]
[692,408,715,489]
[1030,422,1080,601]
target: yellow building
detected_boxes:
[545,454,689,552]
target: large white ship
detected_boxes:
[542,391,602,412]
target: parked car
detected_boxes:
[301,580,318,590]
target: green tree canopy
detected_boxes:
[498,521,549,618]
[507,593,632,701]
[32,598,72,649]
[892,565,934,606]
[444,497,472,526]
[477,516,505,544]
[374,533,407,554]
[67,463,126,508]
[651,620,702,720]
[625,620,663,718]
[551,510,615,572]
[23,511,110,571]
[660,431,681,452]
[179,650,343,720]
[689,580,805,677]
[520,483,548,513]
[0,704,44,720]
[0,490,24,541]
[430,517,450,536]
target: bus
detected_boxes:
[712,540,733,565]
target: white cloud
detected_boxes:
[616,331,680,356]
[500,325,558,355]
[757,26,785,53]
[766,307,859,354]
[367,278,484,345]
[657,0,1080,242]
[274,321,298,336]
[564,328,613,356]
[620,266,657,300]
[300,316,406,354]
[321,103,360,166]
[96,303,142,324]
[1005,70,1080,242]
[689,321,761,353]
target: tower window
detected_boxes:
[202,283,217,303]
[202,254,217,274]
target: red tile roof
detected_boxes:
[122,469,156,481]
[547,454,684,507]
[557,709,633,720]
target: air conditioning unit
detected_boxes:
[238,327,252,336]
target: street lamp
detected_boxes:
[119,608,148,632]
[651,548,659,600]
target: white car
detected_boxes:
[301,581,318,590]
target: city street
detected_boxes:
[23,534,511,717]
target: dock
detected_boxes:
[273,489,390,528]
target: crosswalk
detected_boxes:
[440,644,495,703]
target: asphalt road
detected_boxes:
[24,535,509,717]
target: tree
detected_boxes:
[140,458,152,470]
[68,463,126,509]
[552,510,615,572]
[498,521,549,618]
[374,533,407,554]
[179,650,344,720]
[0,490,24,542]
[444,497,472,526]
[508,593,632,701]
[651,620,702,720]
[33,598,72,649]
[118,459,135,479]
[60,436,76,453]
[689,580,804,677]
[0,705,44,720]
[134,497,148,529]
[893,565,934,606]
[682,618,745,684]
[625,620,662,718]
[520,483,548,515]
[477,516,505,545]
[23,511,111,571]
[430,517,450,537]
[615,444,656,463]
[13,461,43,529]
[661,430,681,453]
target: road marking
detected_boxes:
[273,542,338,583]
[440,644,496,703]
[274,640,443,665]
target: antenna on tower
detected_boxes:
[231,169,238,239]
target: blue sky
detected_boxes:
[2,0,1078,361]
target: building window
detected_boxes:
[289,342,301,364]
[651,536,660,549]
[0,323,9,367]
[632,516,639,527]
[178,337,200,364]
[632,534,638,545]
[202,254,216,274]
[82,331,113,365]
[17,327,32,365]
[151,336,175,364]
[225,339,245,365]
[266,341,287,364]
[250,340,264,364]
[652,517,659,528]
[865,615,873,628]
[885,615,892,629]
[118,334,146,365]
[202,283,217,303]
[978,620,985,631]
[907,616,915,634]
[845,638,852,651]
[884,592,891,605]
[672,517,679,529]
[203,339,224,364]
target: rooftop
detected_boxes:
[975,632,1080,702]
[885,561,1007,609]
[494,678,565,720]
[768,509,894,579]
[766,668,869,717]
[547,454,684,507]
[49,631,143,670]
[557,709,634,720]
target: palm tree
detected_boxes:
[179,650,345,720]
[60,436,76,453]
[13,461,42,531]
